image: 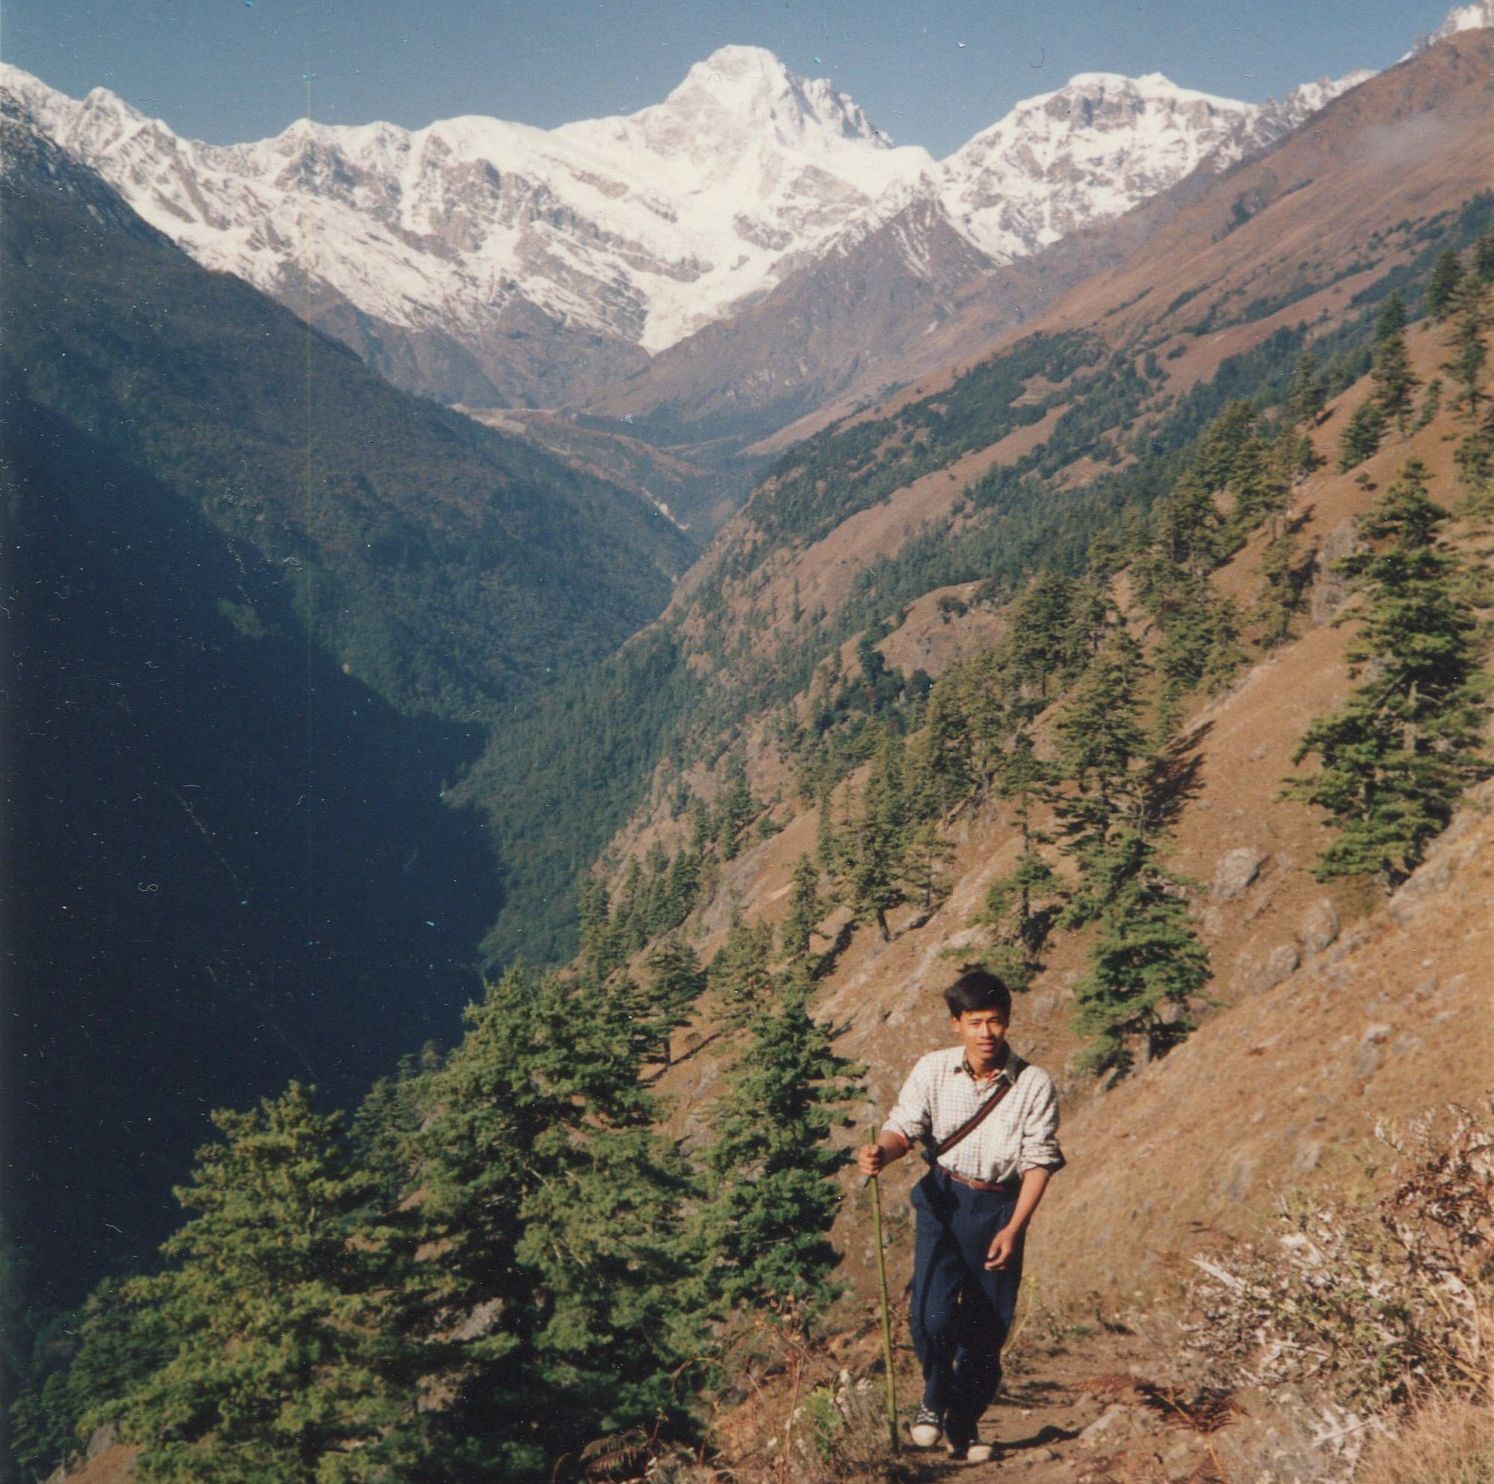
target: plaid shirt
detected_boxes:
[882,1045,1065,1185]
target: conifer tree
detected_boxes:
[907,679,977,816]
[715,755,756,860]
[690,965,861,1319]
[1073,851,1208,1078]
[900,819,956,916]
[1193,402,1262,494]
[688,795,713,855]
[1427,247,1465,322]
[410,966,692,1477]
[1473,227,1494,286]
[1254,530,1307,648]
[1229,428,1292,536]
[845,729,911,940]
[578,874,624,983]
[1137,474,1224,604]
[980,734,1062,987]
[708,911,776,1024]
[1370,291,1420,439]
[641,935,706,1066]
[781,854,824,965]
[1153,576,1244,712]
[1053,635,1149,925]
[813,781,840,877]
[953,646,1017,784]
[1337,396,1386,471]
[349,1042,442,1209]
[665,848,701,927]
[1004,572,1077,700]
[1442,270,1490,422]
[1287,349,1327,426]
[1454,409,1494,508]
[1273,423,1319,497]
[9,1279,172,1482]
[117,1084,420,1483]
[1285,460,1490,885]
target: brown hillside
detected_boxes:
[753,29,1494,453]
[633,315,1493,1328]
[624,32,1494,726]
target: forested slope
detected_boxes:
[0,112,689,1307]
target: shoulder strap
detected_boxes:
[929,1065,1020,1161]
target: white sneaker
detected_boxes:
[945,1432,995,1462]
[909,1407,942,1447]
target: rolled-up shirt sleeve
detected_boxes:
[1018,1070,1066,1174]
[881,1059,932,1148]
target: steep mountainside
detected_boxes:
[466,29,1494,999]
[12,19,1494,1484]
[630,312,1494,1329]
[0,115,688,1302]
[0,111,690,720]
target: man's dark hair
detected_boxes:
[943,966,1012,1020]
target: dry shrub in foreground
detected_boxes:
[1352,1391,1494,1484]
[1181,1101,1493,1476]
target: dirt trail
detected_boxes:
[884,1326,1231,1484]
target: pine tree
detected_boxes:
[1337,396,1386,471]
[715,755,756,860]
[1136,473,1225,608]
[665,847,702,927]
[845,729,911,940]
[1073,849,1208,1079]
[410,966,693,1477]
[1442,270,1490,422]
[1004,572,1077,700]
[1193,401,1261,494]
[641,934,705,1065]
[813,781,840,877]
[1255,530,1307,648]
[708,911,777,1024]
[9,1279,172,1482]
[1427,248,1465,322]
[578,874,624,983]
[1153,574,1244,716]
[1370,292,1420,440]
[690,964,861,1319]
[1229,429,1292,536]
[1287,349,1327,426]
[1053,635,1149,925]
[118,1084,420,1483]
[1473,227,1494,286]
[1285,461,1491,885]
[980,734,1062,987]
[900,819,956,916]
[907,679,976,816]
[348,1042,441,1209]
[781,854,824,965]
[1454,409,1494,509]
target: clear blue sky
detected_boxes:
[3,1,1464,156]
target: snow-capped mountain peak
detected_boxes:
[1432,0,1494,38]
[0,33,1399,412]
[649,44,884,146]
[938,70,1259,261]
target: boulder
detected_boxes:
[1212,847,1268,901]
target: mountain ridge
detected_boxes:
[0,42,1376,420]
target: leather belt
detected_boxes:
[936,1163,1019,1194]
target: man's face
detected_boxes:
[951,1007,1009,1068]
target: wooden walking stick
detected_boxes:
[868,1168,899,1453]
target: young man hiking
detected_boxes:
[857,967,1064,1462]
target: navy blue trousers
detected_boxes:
[909,1166,1022,1439]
